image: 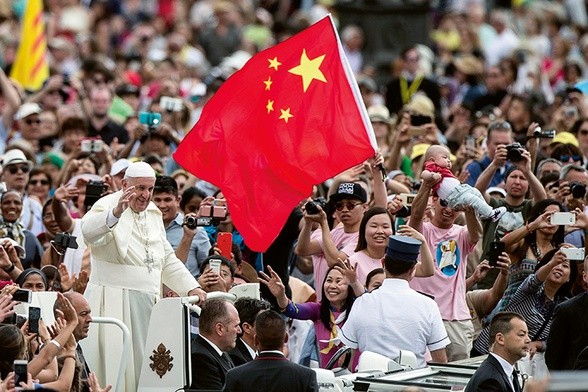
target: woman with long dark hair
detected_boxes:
[499,199,565,310]
[259,265,360,368]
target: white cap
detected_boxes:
[124,162,155,179]
[110,158,130,176]
[487,187,507,197]
[1,149,33,167]
[1,238,25,259]
[14,103,42,121]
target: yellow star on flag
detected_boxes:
[288,49,327,92]
[266,100,274,113]
[263,77,272,90]
[279,108,293,123]
[268,57,281,71]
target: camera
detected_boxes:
[138,111,162,128]
[184,215,198,230]
[53,232,79,249]
[84,180,107,208]
[80,138,103,153]
[570,181,587,199]
[184,216,220,228]
[506,142,525,162]
[160,96,183,112]
[395,205,411,218]
[532,127,556,139]
[305,197,327,214]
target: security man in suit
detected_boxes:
[545,255,588,370]
[191,298,241,390]
[228,297,271,366]
[466,312,530,392]
[222,310,318,392]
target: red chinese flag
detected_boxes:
[174,16,376,251]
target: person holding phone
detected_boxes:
[81,162,206,392]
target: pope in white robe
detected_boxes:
[80,162,206,392]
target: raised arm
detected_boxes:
[463,205,482,245]
[408,177,437,233]
[397,225,434,277]
[474,145,507,203]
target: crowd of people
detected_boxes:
[1,0,588,391]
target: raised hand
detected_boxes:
[257,266,286,300]
[333,258,358,285]
[113,186,136,218]
[397,224,425,243]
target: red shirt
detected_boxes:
[424,161,457,196]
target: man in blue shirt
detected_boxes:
[466,121,513,187]
[153,175,211,277]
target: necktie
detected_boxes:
[512,369,521,392]
[221,352,234,369]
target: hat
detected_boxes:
[550,131,579,147]
[404,94,435,118]
[110,158,130,176]
[329,182,368,203]
[387,170,404,180]
[454,55,484,76]
[368,105,392,124]
[42,152,65,169]
[14,103,42,121]
[1,149,33,167]
[385,235,421,262]
[487,187,507,197]
[116,84,140,97]
[357,75,377,93]
[410,143,431,161]
[124,161,155,178]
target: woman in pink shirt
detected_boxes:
[346,207,435,285]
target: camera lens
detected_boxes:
[571,182,587,199]
[184,216,197,229]
[305,201,319,214]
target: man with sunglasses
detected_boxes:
[11,103,43,156]
[409,173,482,362]
[295,182,368,301]
[0,148,44,236]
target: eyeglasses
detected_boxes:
[488,121,512,131]
[24,118,41,125]
[7,164,31,174]
[334,201,362,211]
[579,129,588,136]
[560,155,583,163]
[30,179,50,186]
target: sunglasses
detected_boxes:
[24,118,41,125]
[559,155,582,163]
[439,199,449,207]
[7,164,31,174]
[334,201,363,211]
[488,121,511,131]
[30,179,50,186]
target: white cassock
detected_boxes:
[80,190,198,392]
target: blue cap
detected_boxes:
[385,235,422,262]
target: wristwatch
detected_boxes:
[2,263,15,273]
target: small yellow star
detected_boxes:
[266,100,274,113]
[279,108,293,123]
[288,49,327,92]
[263,77,273,91]
[268,57,281,71]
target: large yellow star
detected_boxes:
[279,108,293,123]
[268,57,281,71]
[288,49,327,92]
[266,100,274,113]
[263,77,272,91]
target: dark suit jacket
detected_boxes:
[191,335,234,391]
[222,351,317,392]
[545,292,588,370]
[465,354,514,392]
[228,339,253,367]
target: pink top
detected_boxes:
[348,250,383,286]
[409,221,475,321]
[312,225,359,301]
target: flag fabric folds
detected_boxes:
[174,16,376,251]
[10,0,49,91]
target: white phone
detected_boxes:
[550,212,576,225]
[399,193,416,207]
[562,247,585,261]
[209,259,222,274]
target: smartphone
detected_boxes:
[488,241,505,267]
[84,180,107,208]
[159,96,183,112]
[13,360,27,389]
[209,258,222,274]
[407,126,428,137]
[466,136,477,149]
[399,193,415,207]
[80,137,103,153]
[562,247,585,261]
[411,114,432,126]
[550,212,576,226]
[28,306,41,334]
[217,232,233,259]
[12,289,32,303]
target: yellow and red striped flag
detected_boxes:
[10,0,49,91]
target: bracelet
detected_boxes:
[61,355,76,362]
[2,263,15,273]
[49,339,62,351]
